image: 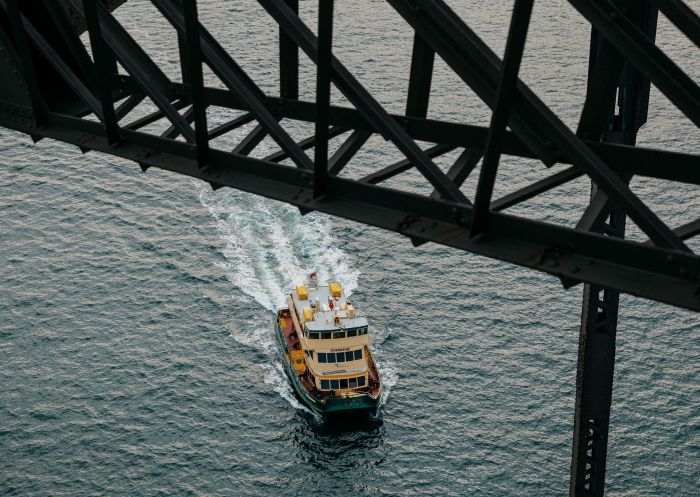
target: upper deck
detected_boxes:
[289,282,368,333]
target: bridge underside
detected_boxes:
[0,0,698,311]
[0,1,698,495]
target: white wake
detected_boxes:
[198,185,359,310]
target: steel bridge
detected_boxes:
[0,0,698,495]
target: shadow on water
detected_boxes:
[314,411,384,435]
[286,410,388,472]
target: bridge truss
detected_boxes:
[0,0,698,495]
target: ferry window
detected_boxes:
[309,332,319,340]
[309,351,314,359]
[358,376,366,387]
[345,351,353,361]
[347,328,357,337]
[331,379,339,390]
[321,379,329,390]
[318,353,327,363]
[340,379,348,389]
[336,353,345,363]
[333,330,345,339]
[327,352,336,363]
[321,331,331,340]
[349,378,357,388]
[354,349,362,360]
[361,327,368,335]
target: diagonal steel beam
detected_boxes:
[263,126,347,163]
[43,0,99,92]
[492,167,583,212]
[233,125,268,156]
[576,187,617,234]
[16,12,103,119]
[359,144,456,185]
[207,113,255,140]
[645,218,700,244]
[161,106,195,140]
[115,93,145,121]
[651,0,700,48]
[124,99,189,131]
[442,149,483,195]
[328,130,371,176]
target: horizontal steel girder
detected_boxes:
[0,106,697,310]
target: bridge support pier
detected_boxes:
[570,3,658,496]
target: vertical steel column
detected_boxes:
[182,0,210,167]
[83,0,120,144]
[314,0,334,198]
[405,33,435,118]
[569,4,658,496]
[5,0,46,125]
[177,35,191,87]
[280,0,299,99]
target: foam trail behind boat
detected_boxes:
[198,185,359,310]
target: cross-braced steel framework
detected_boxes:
[0,1,698,495]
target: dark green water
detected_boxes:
[1,1,699,495]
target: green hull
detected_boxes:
[274,318,380,415]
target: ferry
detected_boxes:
[275,273,381,415]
